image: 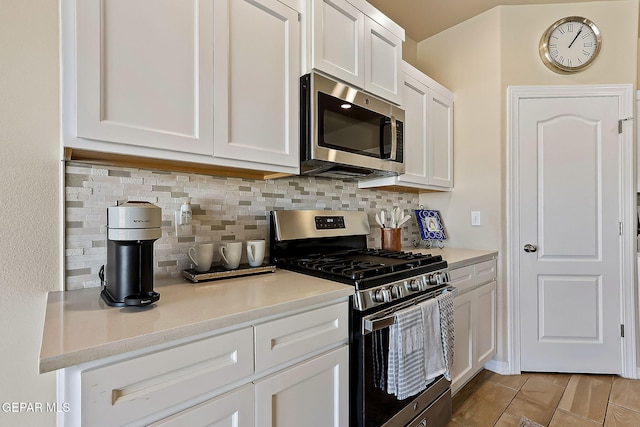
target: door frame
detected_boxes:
[506,84,637,378]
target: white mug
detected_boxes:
[220,241,242,269]
[246,240,266,267]
[188,241,214,272]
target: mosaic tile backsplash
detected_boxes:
[64,162,422,290]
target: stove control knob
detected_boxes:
[428,274,439,285]
[392,285,405,299]
[409,278,423,291]
[374,288,392,303]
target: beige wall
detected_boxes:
[402,36,418,68]
[0,0,59,425]
[416,0,638,367]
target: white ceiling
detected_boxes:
[367,0,597,41]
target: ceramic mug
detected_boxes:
[246,239,266,267]
[220,241,242,269]
[188,241,214,272]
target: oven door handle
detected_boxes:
[361,286,457,335]
[363,315,396,334]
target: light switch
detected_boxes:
[471,211,481,226]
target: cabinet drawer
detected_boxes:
[254,303,348,372]
[475,259,497,285]
[448,265,475,293]
[82,327,253,426]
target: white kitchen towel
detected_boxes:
[437,290,455,381]
[419,297,446,382]
[387,304,426,400]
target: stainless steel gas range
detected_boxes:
[270,209,454,427]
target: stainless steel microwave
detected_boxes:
[300,72,405,179]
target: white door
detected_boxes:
[518,94,622,373]
[76,0,214,155]
[212,0,300,169]
[254,346,349,427]
[311,0,365,88]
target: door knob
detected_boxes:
[523,244,537,253]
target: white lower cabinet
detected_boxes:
[60,301,349,426]
[450,258,497,395]
[254,346,349,427]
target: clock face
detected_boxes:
[540,17,601,73]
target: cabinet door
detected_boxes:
[427,90,454,188]
[398,71,429,186]
[254,346,349,427]
[149,385,254,427]
[364,18,402,105]
[213,0,300,169]
[451,291,474,394]
[474,281,497,368]
[76,0,214,155]
[311,0,365,87]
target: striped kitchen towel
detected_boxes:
[387,304,427,400]
[437,290,455,381]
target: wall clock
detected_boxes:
[539,16,602,73]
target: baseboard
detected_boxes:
[484,359,512,375]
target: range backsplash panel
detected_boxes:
[65,162,421,290]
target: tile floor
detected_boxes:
[449,370,640,426]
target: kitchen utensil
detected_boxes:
[380,210,386,228]
[220,241,242,269]
[246,239,266,267]
[375,213,384,228]
[188,241,214,272]
[397,215,412,228]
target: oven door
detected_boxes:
[351,305,452,427]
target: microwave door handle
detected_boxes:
[390,116,397,161]
[379,117,392,159]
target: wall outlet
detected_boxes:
[471,210,481,226]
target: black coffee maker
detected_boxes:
[99,201,161,307]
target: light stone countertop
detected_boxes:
[408,247,498,269]
[39,270,353,374]
[40,247,497,374]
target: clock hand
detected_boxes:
[568,26,583,48]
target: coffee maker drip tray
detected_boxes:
[182,264,276,283]
[100,289,160,307]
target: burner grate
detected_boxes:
[276,248,445,288]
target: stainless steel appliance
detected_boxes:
[270,209,453,427]
[99,201,161,307]
[300,72,405,179]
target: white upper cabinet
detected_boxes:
[311,0,365,88]
[309,0,404,104]
[74,0,215,155]
[427,88,454,188]
[359,62,454,191]
[364,18,402,104]
[63,0,301,176]
[212,0,300,169]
